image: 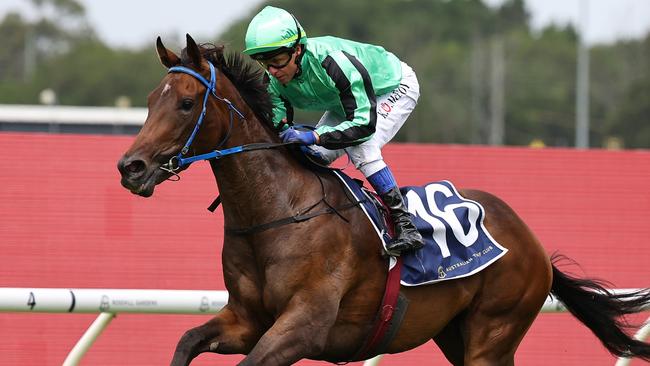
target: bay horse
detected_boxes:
[117,34,650,366]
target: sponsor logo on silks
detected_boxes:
[378,83,410,119]
[280,28,297,41]
[99,295,110,312]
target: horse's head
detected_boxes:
[117,34,250,197]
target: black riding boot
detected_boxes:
[380,187,425,256]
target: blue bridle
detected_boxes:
[156,61,356,224]
[160,61,247,174]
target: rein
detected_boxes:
[158,60,365,234]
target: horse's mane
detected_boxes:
[180,44,274,128]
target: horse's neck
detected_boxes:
[209,116,315,229]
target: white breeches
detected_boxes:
[310,62,420,177]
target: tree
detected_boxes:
[0,0,94,82]
[606,78,650,148]
[1,0,648,148]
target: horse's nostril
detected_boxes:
[118,157,147,178]
[126,160,145,174]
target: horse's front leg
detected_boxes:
[170,304,260,366]
[238,291,340,366]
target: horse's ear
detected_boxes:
[156,36,180,69]
[185,34,203,69]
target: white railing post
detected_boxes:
[363,354,383,366]
[62,312,115,366]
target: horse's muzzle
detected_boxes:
[117,155,159,197]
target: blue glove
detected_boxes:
[279,127,318,145]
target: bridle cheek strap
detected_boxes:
[161,62,246,175]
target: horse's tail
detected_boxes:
[549,253,650,361]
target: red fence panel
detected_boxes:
[1,133,648,365]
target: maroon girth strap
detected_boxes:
[353,256,403,361]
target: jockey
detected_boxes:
[243,6,424,256]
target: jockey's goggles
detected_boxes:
[253,50,295,70]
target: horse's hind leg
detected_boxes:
[460,307,537,365]
[455,190,552,365]
[434,311,529,366]
[458,262,550,365]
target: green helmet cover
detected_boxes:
[243,6,307,56]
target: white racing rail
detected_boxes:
[0,288,648,365]
[0,104,146,126]
[0,288,227,366]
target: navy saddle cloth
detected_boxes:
[332,170,508,286]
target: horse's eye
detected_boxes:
[181,98,194,111]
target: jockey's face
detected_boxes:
[261,46,301,85]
